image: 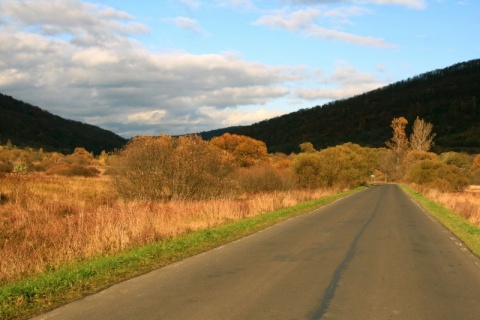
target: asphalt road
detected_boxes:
[32,184,480,320]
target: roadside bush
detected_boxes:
[111,135,236,201]
[439,151,471,170]
[401,150,438,181]
[293,152,323,188]
[293,143,377,189]
[407,159,470,192]
[234,164,296,193]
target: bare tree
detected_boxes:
[409,116,436,151]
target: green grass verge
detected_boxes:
[0,187,363,320]
[402,185,480,257]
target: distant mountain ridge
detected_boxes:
[2,59,479,155]
[200,59,480,154]
[0,93,127,154]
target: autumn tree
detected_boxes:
[210,133,267,167]
[409,116,436,151]
[470,155,480,184]
[384,117,409,180]
[386,117,409,153]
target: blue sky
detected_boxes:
[0,0,478,138]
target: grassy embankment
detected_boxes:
[402,185,480,257]
[0,181,361,320]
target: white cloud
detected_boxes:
[254,8,319,31]
[180,0,202,10]
[254,7,396,48]
[297,85,381,100]
[281,0,426,10]
[171,16,203,33]
[0,0,298,136]
[1,0,148,41]
[0,0,399,138]
[199,106,285,127]
[218,0,256,10]
[367,0,425,9]
[296,64,386,100]
[71,48,120,66]
[127,110,167,124]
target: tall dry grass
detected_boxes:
[0,173,333,284]
[413,185,480,226]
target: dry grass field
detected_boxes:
[0,173,333,284]
[419,186,480,226]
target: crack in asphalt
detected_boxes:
[310,197,381,320]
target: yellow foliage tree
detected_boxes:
[210,133,267,167]
[386,117,409,153]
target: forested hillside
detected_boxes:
[201,59,480,154]
[0,93,126,154]
[2,59,479,155]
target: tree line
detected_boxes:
[1,117,479,202]
[110,116,479,200]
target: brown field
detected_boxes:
[0,173,333,284]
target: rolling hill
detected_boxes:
[0,93,127,154]
[2,59,479,155]
[200,59,480,154]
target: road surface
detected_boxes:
[32,184,480,319]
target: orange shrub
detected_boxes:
[111,135,236,201]
[210,133,268,167]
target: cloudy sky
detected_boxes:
[0,0,478,137]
